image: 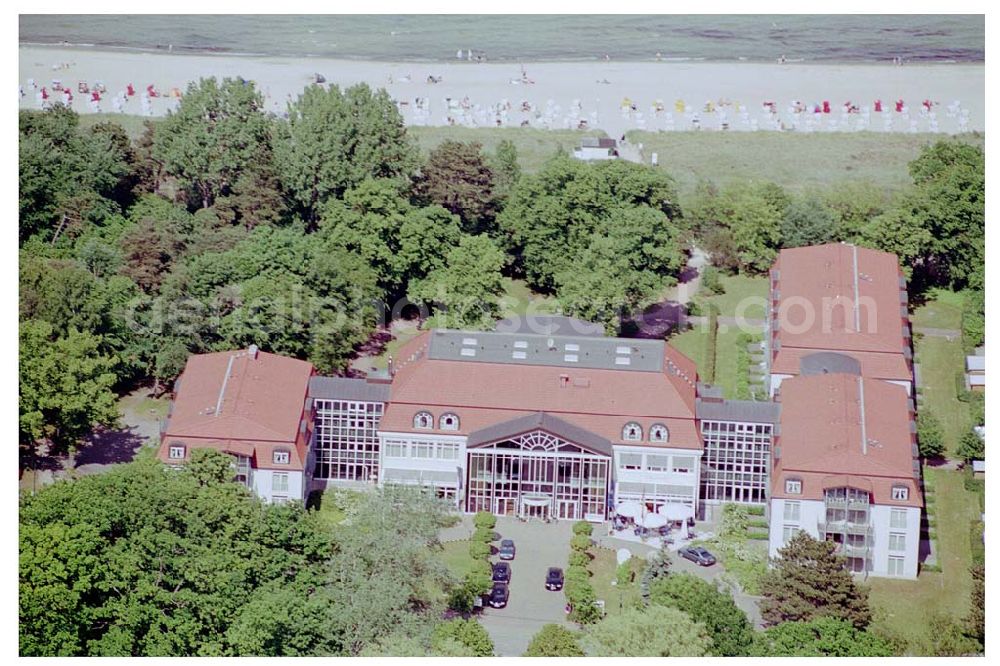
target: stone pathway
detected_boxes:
[913,326,961,340]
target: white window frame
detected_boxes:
[168,445,186,460]
[891,485,909,501]
[385,442,407,458]
[782,525,801,544]
[887,556,905,577]
[414,411,433,429]
[622,423,643,442]
[619,452,642,470]
[649,424,668,442]
[272,472,289,494]
[439,413,460,431]
[783,500,801,522]
[273,449,290,465]
[888,532,906,552]
[437,443,459,460]
[889,508,908,529]
[672,457,694,474]
[785,479,802,495]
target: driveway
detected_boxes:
[479,517,576,656]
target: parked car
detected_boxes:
[492,561,511,583]
[545,567,564,591]
[498,539,516,560]
[679,546,716,567]
[488,582,509,608]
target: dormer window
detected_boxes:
[440,413,460,431]
[168,444,186,460]
[273,449,290,465]
[785,478,802,495]
[891,485,909,501]
[622,422,643,441]
[649,424,669,443]
[414,411,433,429]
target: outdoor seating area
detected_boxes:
[606,500,702,551]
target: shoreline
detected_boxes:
[20,45,985,136]
[19,41,984,67]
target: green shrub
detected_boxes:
[570,534,592,552]
[473,511,497,529]
[572,520,593,536]
[970,521,985,566]
[473,526,496,543]
[746,528,770,541]
[468,540,491,560]
[704,303,719,383]
[701,265,725,295]
[746,505,766,516]
[568,550,591,568]
[464,569,492,597]
[686,299,704,317]
[747,519,769,530]
[921,563,942,573]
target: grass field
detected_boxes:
[669,325,744,399]
[868,468,980,654]
[438,539,477,579]
[305,489,349,531]
[626,130,984,197]
[588,547,643,617]
[706,275,769,322]
[915,335,970,455]
[409,126,604,173]
[912,288,964,331]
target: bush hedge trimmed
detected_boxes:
[568,550,591,568]
[572,521,594,536]
[469,540,491,560]
[570,534,592,552]
[473,511,497,530]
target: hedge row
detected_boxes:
[565,531,600,624]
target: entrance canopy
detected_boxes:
[521,494,552,507]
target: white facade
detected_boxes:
[613,445,702,510]
[768,498,920,580]
[378,431,467,504]
[252,468,306,504]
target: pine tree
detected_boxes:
[639,547,672,603]
[759,531,872,629]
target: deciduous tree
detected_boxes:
[649,573,755,656]
[584,605,711,657]
[524,624,585,657]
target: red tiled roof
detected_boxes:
[772,243,909,358]
[771,347,912,382]
[771,373,922,508]
[382,332,700,450]
[158,349,314,470]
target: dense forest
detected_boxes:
[18,75,985,657]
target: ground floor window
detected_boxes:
[887,556,906,576]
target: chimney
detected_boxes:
[559,374,570,388]
[248,344,259,359]
[388,355,395,376]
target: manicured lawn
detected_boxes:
[438,540,477,579]
[915,335,970,455]
[409,126,605,173]
[912,288,964,331]
[626,130,984,197]
[668,325,743,399]
[669,326,710,376]
[707,275,769,322]
[588,546,644,617]
[868,468,980,653]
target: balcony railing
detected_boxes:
[820,521,872,538]
[824,497,870,510]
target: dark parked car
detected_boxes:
[679,546,716,567]
[492,561,511,583]
[545,567,564,591]
[498,539,516,560]
[488,582,509,608]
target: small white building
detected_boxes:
[573,137,619,161]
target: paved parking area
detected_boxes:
[478,517,576,656]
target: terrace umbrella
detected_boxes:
[616,501,643,519]
[641,513,669,529]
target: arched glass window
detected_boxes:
[649,424,669,443]
[414,411,433,429]
[440,413,460,431]
[622,422,643,441]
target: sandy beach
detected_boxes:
[19,46,984,135]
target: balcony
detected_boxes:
[820,521,872,538]
[824,497,870,511]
